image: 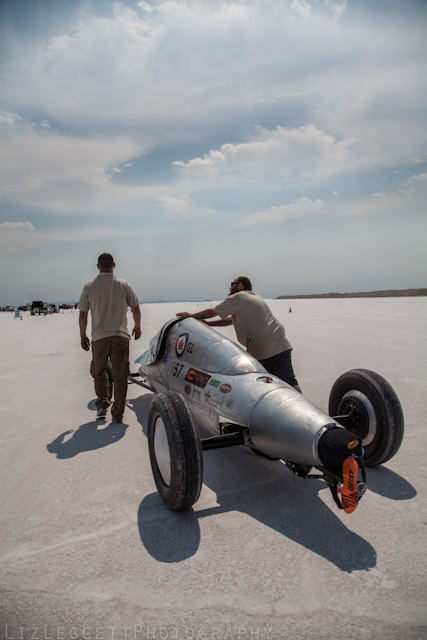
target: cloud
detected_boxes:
[324,0,347,21]
[408,172,427,183]
[238,178,427,227]
[173,125,355,180]
[0,111,144,213]
[238,197,325,226]
[0,1,425,228]
[0,111,23,128]
[0,221,40,255]
[0,221,36,231]
[172,122,420,184]
[156,195,216,218]
[1,0,424,145]
[0,219,147,256]
[291,0,312,19]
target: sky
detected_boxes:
[0,0,426,305]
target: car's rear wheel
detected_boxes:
[147,391,203,510]
[328,369,404,467]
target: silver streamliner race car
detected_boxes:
[129,318,404,513]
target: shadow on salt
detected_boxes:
[127,394,394,573]
[46,421,129,458]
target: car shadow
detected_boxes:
[46,420,129,458]
[364,465,417,500]
[126,393,153,435]
[127,391,414,572]
[137,446,377,572]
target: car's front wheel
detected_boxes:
[147,391,203,510]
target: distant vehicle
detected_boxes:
[129,318,404,513]
[31,301,56,315]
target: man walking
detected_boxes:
[79,253,141,422]
[177,277,301,392]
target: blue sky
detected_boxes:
[0,0,426,305]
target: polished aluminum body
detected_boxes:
[136,318,343,466]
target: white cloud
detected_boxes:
[1,0,424,148]
[291,0,311,18]
[0,112,145,213]
[325,0,347,21]
[0,221,36,231]
[238,179,426,227]
[172,124,352,180]
[156,195,216,218]
[408,172,427,183]
[0,111,23,128]
[0,219,148,256]
[172,123,412,183]
[137,1,154,13]
[238,197,325,226]
[0,221,40,256]
[0,1,426,229]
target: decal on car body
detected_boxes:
[192,389,201,401]
[176,333,189,358]
[185,368,212,389]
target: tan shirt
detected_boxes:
[78,273,139,342]
[213,291,292,360]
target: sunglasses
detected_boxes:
[230,281,239,287]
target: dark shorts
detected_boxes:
[258,349,299,387]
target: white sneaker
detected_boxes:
[96,408,108,419]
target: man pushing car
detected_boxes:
[177,276,301,393]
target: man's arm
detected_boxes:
[176,308,217,321]
[79,310,90,351]
[131,304,141,340]
[204,316,233,327]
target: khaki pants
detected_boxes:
[90,336,130,420]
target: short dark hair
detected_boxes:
[236,276,252,291]
[98,253,114,269]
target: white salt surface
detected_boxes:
[1,298,426,639]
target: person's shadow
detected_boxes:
[47,420,129,458]
[128,392,418,572]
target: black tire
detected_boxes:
[328,369,404,467]
[147,391,203,510]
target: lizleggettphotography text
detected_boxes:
[3,627,274,640]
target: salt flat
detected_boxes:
[0,298,426,640]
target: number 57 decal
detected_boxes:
[172,363,184,378]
